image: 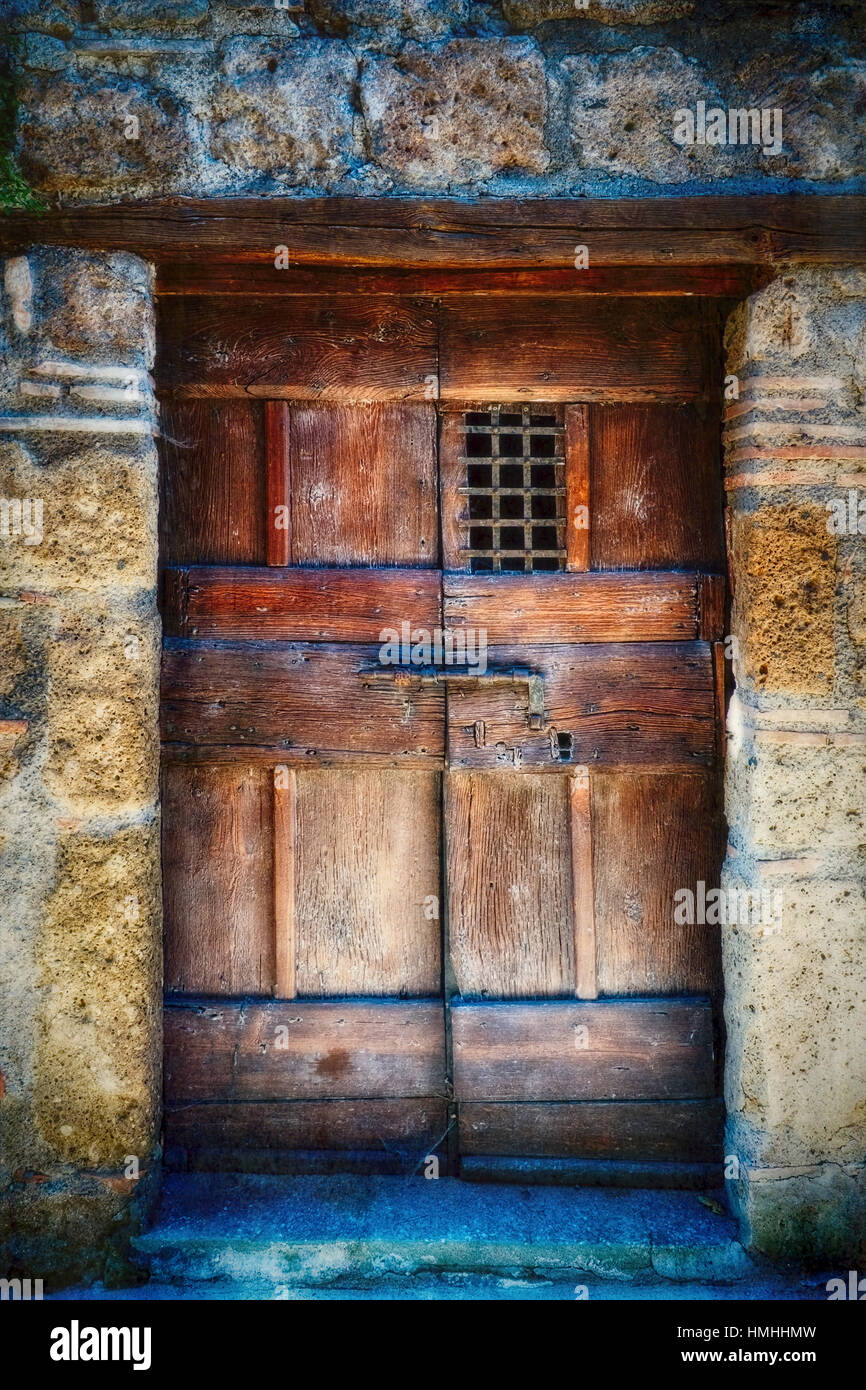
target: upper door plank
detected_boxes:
[157,296,437,401]
[438,298,718,403]
[159,399,266,565]
[288,403,438,566]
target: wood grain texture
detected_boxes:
[165,1099,449,1160]
[591,771,724,996]
[569,770,597,1000]
[159,399,265,565]
[164,999,447,1101]
[565,404,591,572]
[445,642,715,771]
[158,296,437,400]
[162,763,274,995]
[451,998,715,1101]
[162,566,442,642]
[289,403,438,565]
[265,400,291,566]
[273,767,296,1000]
[161,639,445,761]
[439,298,714,402]
[443,572,699,643]
[7,195,865,264]
[458,1098,724,1160]
[439,410,468,572]
[294,769,441,997]
[445,771,575,999]
[590,403,725,571]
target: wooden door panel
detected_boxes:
[158,295,438,402]
[159,399,266,565]
[445,642,715,771]
[590,403,725,571]
[446,771,575,999]
[294,769,441,997]
[458,1098,724,1161]
[443,571,701,643]
[439,298,715,403]
[164,999,447,1101]
[592,771,724,996]
[288,403,438,566]
[161,639,445,764]
[165,1099,450,1173]
[451,998,715,1101]
[162,762,274,995]
[162,565,441,642]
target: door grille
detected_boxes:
[458,404,567,572]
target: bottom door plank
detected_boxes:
[459,1097,723,1161]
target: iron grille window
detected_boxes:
[459,405,566,573]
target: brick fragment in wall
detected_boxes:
[210,39,360,182]
[729,503,835,696]
[360,39,549,188]
[721,871,866,1168]
[35,823,161,1171]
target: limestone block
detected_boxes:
[504,0,694,21]
[210,39,360,182]
[726,736,866,854]
[722,873,866,1166]
[36,823,161,1170]
[93,0,210,30]
[729,504,836,696]
[730,1163,866,1265]
[361,39,549,188]
[733,56,866,181]
[211,1,301,38]
[27,251,155,369]
[307,0,464,38]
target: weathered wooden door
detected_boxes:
[158,283,727,1183]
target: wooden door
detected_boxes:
[157,286,727,1183]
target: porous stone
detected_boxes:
[732,56,866,182]
[307,0,464,39]
[727,736,866,855]
[729,504,836,696]
[29,250,155,367]
[17,74,205,200]
[211,0,301,38]
[92,1,210,31]
[360,39,549,188]
[722,873,866,1167]
[36,823,161,1170]
[210,39,360,183]
[504,0,694,23]
[6,0,79,38]
[730,1163,866,1265]
[562,46,752,184]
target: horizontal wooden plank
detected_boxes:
[164,999,447,1102]
[160,639,445,760]
[445,642,715,770]
[4,196,865,265]
[439,297,716,402]
[458,1099,724,1162]
[163,566,442,641]
[165,1099,449,1161]
[157,296,437,401]
[443,572,700,643]
[156,263,765,297]
[451,998,715,1101]
[459,1156,720,1189]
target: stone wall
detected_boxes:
[723,268,866,1262]
[0,250,161,1285]
[4,1,866,204]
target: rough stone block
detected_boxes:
[93,0,210,30]
[722,873,866,1167]
[18,74,205,200]
[211,0,301,38]
[729,504,836,695]
[504,0,694,21]
[730,1163,866,1265]
[307,0,463,38]
[733,56,866,182]
[36,823,161,1170]
[727,737,866,854]
[361,39,549,188]
[0,438,158,593]
[26,251,155,368]
[210,39,359,183]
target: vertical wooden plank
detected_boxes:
[273,766,297,999]
[265,401,291,566]
[565,404,591,573]
[698,572,726,640]
[439,410,466,572]
[712,640,727,767]
[570,767,597,999]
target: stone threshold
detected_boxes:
[130,1173,758,1290]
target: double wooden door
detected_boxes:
[158,286,727,1183]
